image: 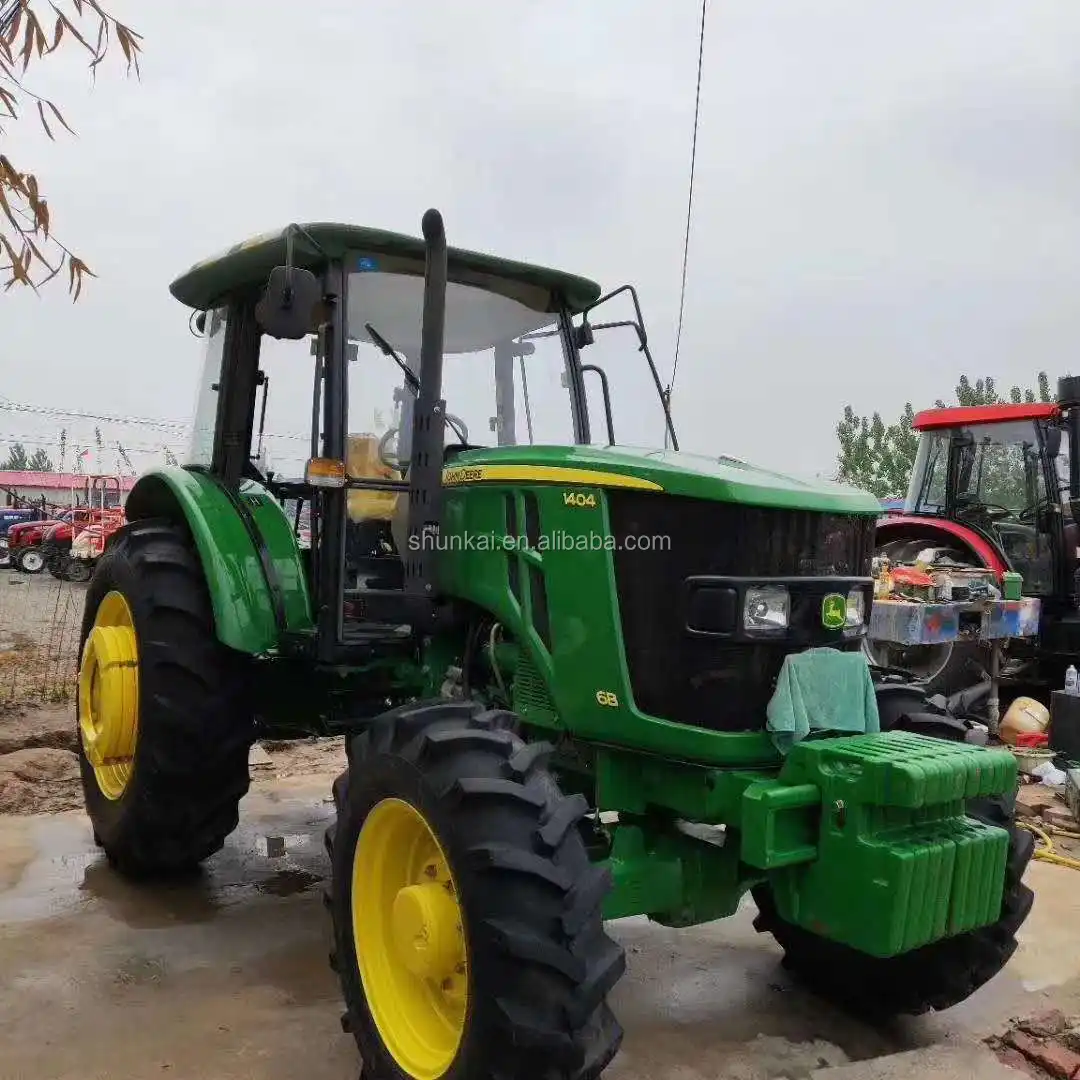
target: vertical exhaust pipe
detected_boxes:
[418,208,448,406]
[405,209,450,602]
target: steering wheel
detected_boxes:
[958,500,1013,521]
[378,413,469,470]
[1017,498,1055,524]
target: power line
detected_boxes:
[664,0,708,446]
[0,396,313,442]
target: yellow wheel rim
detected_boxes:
[77,590,139,801]
[352,797,468,1079]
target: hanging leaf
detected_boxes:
[0,1,143,297]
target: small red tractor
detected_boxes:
[60,508,126,581]
[8,509,79,573]
[865,375,1080,702]
[39,475,126,582]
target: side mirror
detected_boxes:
[1045,424,1062,458]
[255,265,322,340]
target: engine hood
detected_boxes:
[442,445,880,515]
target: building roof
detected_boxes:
[0,471,137,491]
[912,402,1061,431]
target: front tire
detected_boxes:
[863,636,984,696]
[16,546,44,573]
[327,700,625,1080]
[76,518,255,876]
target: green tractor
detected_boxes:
[76,209,1034,1080]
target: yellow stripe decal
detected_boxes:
[440,464,663,491]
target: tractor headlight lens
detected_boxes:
[743,585,789,633]
[846,588,865,627]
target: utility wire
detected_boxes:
[664,0,708,447]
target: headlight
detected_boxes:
[846,587,865,627]
[743,585,789,632]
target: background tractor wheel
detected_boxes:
[15,547,44,573]
[750,692,1035,1017]
[63,556,93,583]
[326,700,625,1080]
[77,518,254,877]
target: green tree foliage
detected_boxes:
[26,445,51,470]
[0,440,28,469]
[116,441,134,475]
[836,373,1052,499]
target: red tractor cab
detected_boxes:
[866,376,1080,696]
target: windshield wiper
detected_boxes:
[365,322,419,395]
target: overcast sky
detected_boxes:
[3,0,1079,481]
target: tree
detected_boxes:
[1,1,142,298]
[26,445,51,469]
[836,373,1053,499]
[0,439,28,469]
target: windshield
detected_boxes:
[953,421,1046,516]
[906,421,1050,517]
[345,268,578,470]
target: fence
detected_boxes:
[0,570,84,705]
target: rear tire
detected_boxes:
[77,518,255,877]
[326,699,625,1080]
[751,688,1034,1017]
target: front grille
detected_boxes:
[607,491,876,732]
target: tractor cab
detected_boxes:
[871,375,1080,683]
[900,400,1070,597]
[168,215,675,661]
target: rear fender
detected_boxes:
[123,467,313,654]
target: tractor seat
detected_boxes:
[345,434,404,590]
[346,434,401,524]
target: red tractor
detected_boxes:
[58,506,126,581]
[38,475,126,582]
[8,508,81,573]
[865,375,1080,700]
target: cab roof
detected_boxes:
[912,402,1061,430]
[169,222,603,315]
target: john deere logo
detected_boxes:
[821,594,846,630]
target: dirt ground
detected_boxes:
[2,709,1080,1079]
[0,703,344,815]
